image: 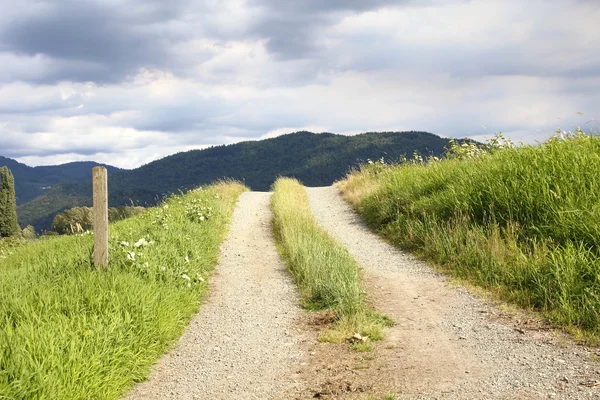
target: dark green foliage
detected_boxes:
[15,131,455,231]
[52,206,93,234]
[53,206,145,234]
[0,167,21,238]
[18,191,92,233]
[110,131,450,196]
[0,156,121,205]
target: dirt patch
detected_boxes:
[309,311,338,326]
[287,317,394,400]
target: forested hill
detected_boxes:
[16,131,456,231]
[111,130,451,194]
[0,156,121,205]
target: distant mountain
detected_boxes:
[14,131,458,231]
[0,156,121,205]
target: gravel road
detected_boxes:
[125,192,309,400]
[306,186,600,400]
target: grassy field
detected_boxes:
[271,177,390,348]
[0,181,246,399]
[339,131,600,341]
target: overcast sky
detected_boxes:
[0,0,598,168]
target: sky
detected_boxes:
[0,0,599,169]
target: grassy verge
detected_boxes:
[271,177,390,347]
[0,181,246,399]
[338,131,600,342]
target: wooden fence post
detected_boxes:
[93,166,108,268]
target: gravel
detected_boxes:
[125,192,309,400]
[306,186,600,400]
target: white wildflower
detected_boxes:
[134,238,148,248]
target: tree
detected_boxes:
[52,205,145,235]
[0,167,21,238]
[52,206,93,234]
[22,225,36,240]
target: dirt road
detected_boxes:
[126,192,309,400]
[126,187,600,400]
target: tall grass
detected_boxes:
[339,132,600,340]
[271,177,390,344]
[0,181,246,399]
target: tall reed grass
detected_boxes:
[339,131,600,341]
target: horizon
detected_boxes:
[2,127,575,170]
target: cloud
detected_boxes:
[246,0,416,60]
[0,0,599,169]
[0,0,219,83]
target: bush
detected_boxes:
[53,206,146,235]
[0,167,21,238]
[22,225,36,240]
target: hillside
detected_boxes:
[0,156,121,205]
[0,182,246,399]
[338,130,600,339]
[16,131,456,231]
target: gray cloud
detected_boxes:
[0,0,420,84]
[0,0,599,168]
[0,0,198,83]
[247,0,414,59]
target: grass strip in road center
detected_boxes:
[271,177,390,348]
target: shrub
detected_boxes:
[53,206,146,234]
[0,167,21,238]
[22,225,36,240]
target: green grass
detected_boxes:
[271,177,390,344]
[338,131,600,341]
[0,181,246,399]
